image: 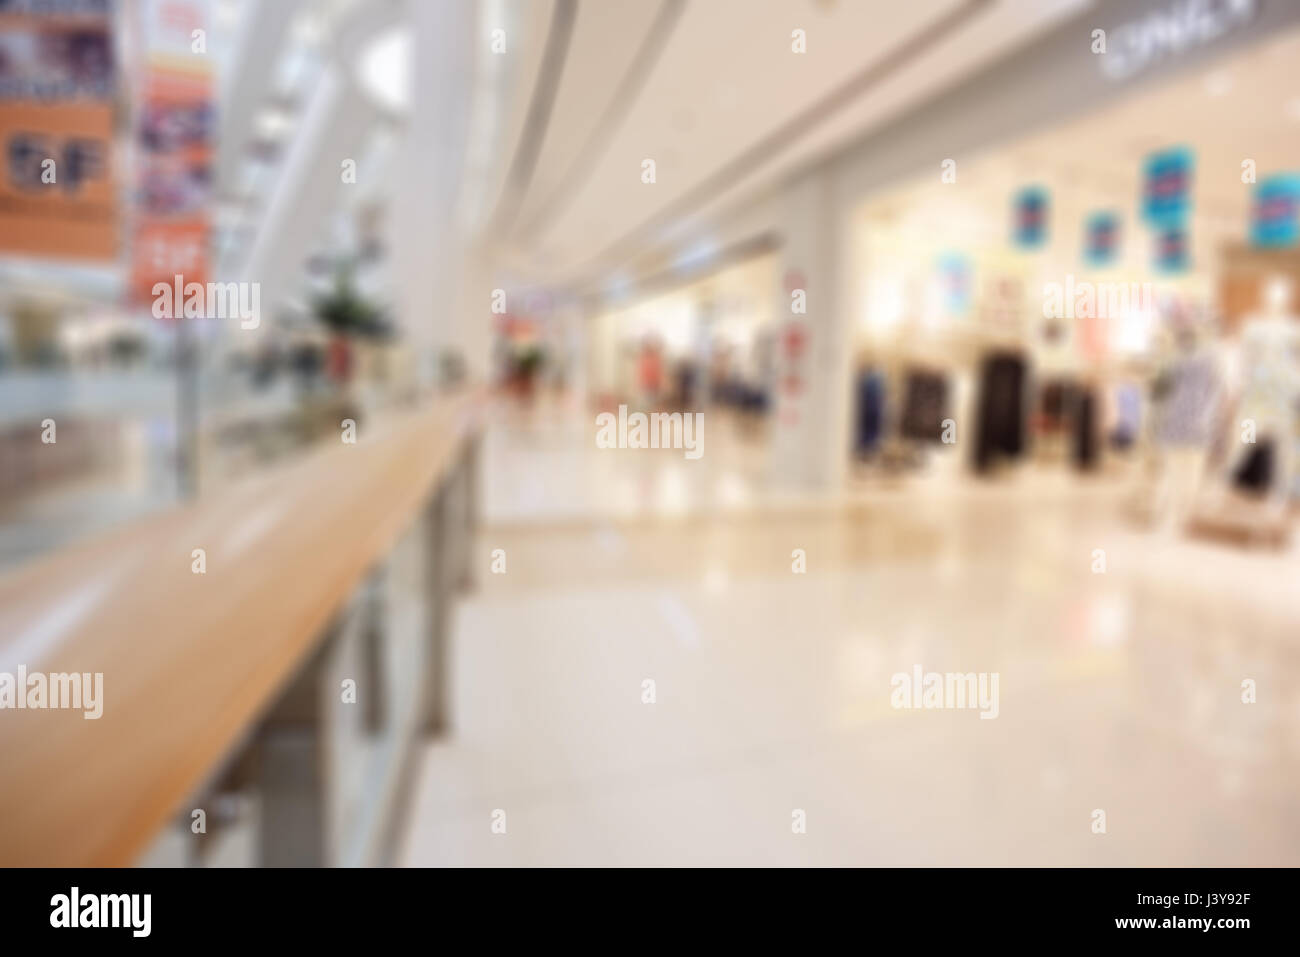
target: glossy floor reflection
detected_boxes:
[400,407,1300,866]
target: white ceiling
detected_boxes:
[504,0,668,238]
[484,0,1090,286]
[868,24,1300,236]
[848,21,1300,295]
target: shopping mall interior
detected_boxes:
[2,0,1299,867]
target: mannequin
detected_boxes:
[1148,301,1221,532]
[1221,276,1300,507]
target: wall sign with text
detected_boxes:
[0,1,118,262]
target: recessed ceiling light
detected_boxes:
[357,27,410,114]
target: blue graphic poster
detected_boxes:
[1084,212,1119,266]
[1142,146,1193,228]
[1251,173,1300,248]
[1154,226,1189,273]
[1013,187,1048,249]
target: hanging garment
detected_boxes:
[1155,349,1220,446]
[1109,383,1141,449]
[1072,387,1099,471]
[900,369,949,442]
[854,369,885,454]
[974,352,1027,472]
[1038,380,1070,433]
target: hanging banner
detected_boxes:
[0,0,118,262]
[129,0,213,305]
[1083,211,1120,267]
[1154,225,1189,273]
[1250,173,1300,249]
[1142,146,1193,228]
[1013,187,1048,249]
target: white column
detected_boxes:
[768,171,854,490]
[448,241,493,383]
[390,0,476,387]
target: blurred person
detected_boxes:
[636,334,664,407]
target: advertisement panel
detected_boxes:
[0,0,117,262]
[128,0,212,304]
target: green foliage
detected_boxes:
[311,264,391,340]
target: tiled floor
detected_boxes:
[399,403,1300,866]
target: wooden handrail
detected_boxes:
[0,390,483,866]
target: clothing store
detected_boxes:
[842,6,1300,546]
[588,250,779,427]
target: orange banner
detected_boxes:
[128,65,214,302]
[129,0,214,304]
[0,5,118,263]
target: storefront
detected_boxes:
[587,251,778,423]
[838,8,1300,542]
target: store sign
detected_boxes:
[1083,212,1120,267]
[1013,187,1048,249]
[1250,173,1300,249]
[1100,0,1257,82]
[129,0,214,304]
[0,0,118,262]
[1154,226,1190,273]
[1142,147,1194,228]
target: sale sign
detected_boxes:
[129,0,214,304]
[0,1,118,262]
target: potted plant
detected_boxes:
[513,343,544,399]
[309,262,391,385]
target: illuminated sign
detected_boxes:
[1100,0,1257,82]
